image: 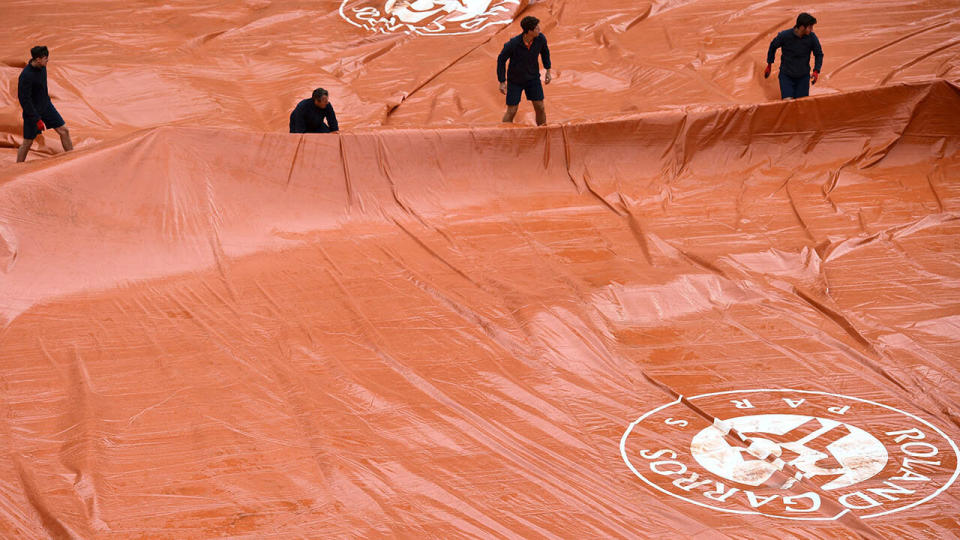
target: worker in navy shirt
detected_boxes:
[289,88,339,133]
[765,12,824,99]
[497,16,552,126]
[17,46,73,163]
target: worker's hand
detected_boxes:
[810,70,819,85]
[544,69,552,84]
[499,81,507,95]
[36,119,46,131]
[763,64,772,79]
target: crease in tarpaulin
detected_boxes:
[558,123,584,194]
[62,346,111,534]
[165,138,239,300]
[659,112,688,163]
[821,212,960,263]
[829,20,955,78]
[791,287,875,350]
[661,113,692,184]
[555,124,631,216]
[617,192,655,266]
[388,218,486,291]
[0,222,17,274]
[391,259,532,361]
[783,174,818,244]
[284,134,304,188]
[880,37,960,85]
[14,455,84,538]
[677,249,730,280]
[578,169,628,217]
[337,133,361,212]
[374,134,419,219]
[857,89,935,170]
[606,3,652,35]
[925,162,947,213]
[380,0,529,123]
[821,147,871,200]
[800,96,827,155]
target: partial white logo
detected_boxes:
[621,389,959,520]
[339,0,523,35]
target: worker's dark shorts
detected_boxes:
[779,72,810,99]
[506,79,544,106]
[23,104,65,140]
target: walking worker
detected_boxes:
[17,46,73,163]
[497,16,552,126]
[764,12,824,99]
[289,88,339,133]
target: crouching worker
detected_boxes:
[289,88,339,133]
[17,46,73,163]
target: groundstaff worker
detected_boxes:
[764,12,824,99]
[497,16,552,126]
[17,46,73,163]
[290,88,339,133]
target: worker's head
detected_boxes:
[794,13,816,36]
[520,16,540,39]
[30,45,49,67]
[312,87,329,108]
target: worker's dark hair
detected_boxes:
[312,88,329,101]
[30,46,49,59]
[795,13,817,28]
[520,16,539,33]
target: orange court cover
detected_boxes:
[1,0,959,537]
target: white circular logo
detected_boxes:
[339,0,522,35]
[621,389,959,520]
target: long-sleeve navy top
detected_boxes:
[497,34,551,84]
[767,29,824,78]
[289,99,339,133]
[18,63,52,121]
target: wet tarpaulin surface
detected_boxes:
[2,0,960,538]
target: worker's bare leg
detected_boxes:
[55,125,73,152]
[16,138,33,163]
[532,100,546,126]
